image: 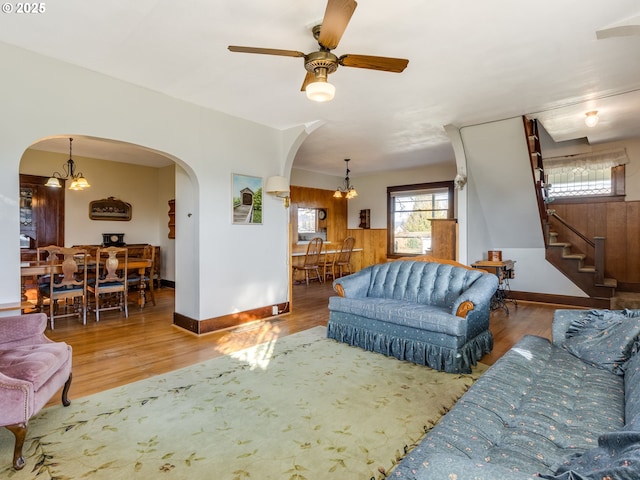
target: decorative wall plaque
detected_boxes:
[89,197,132,221]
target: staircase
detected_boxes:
[523,117,617,302]
[546,230,616,298]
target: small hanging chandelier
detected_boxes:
[45,137,91,190]
[334,158,358,199]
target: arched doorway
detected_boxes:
[18,134,189,312]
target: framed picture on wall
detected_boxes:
[89,196,132,221]
[232,174,262,225]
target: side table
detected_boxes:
[471,259,517,314]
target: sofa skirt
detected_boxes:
[327,311,493,374]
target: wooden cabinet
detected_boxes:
[429,218,457,260]
[20,174,65,260]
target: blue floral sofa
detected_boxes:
[391,308,640,479]
[327,260,499,374]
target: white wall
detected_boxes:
[158,164,176,283]
[293,163,458,231]
[21,150,162,243]
[460,117,587,296]
[291,168,343,191]
[1,42,298,320]
[343,164,457,229]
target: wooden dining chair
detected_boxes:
[293,237,324,286]
[37,246,89,329]
[324,236,356,281]
[88,247,128,321]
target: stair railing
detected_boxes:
[547,209,605,285]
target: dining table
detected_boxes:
[20,260,61,303]
[126,257,153,309]
[20,257,153,310]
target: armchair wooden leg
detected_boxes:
[5,423,27,470]
[62,372,72,407]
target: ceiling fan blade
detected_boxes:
[317,0,358,50]
[339,54,409,73]
[300,72,315,92]
[228,46,305,58]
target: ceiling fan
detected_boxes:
[228,0,409,102]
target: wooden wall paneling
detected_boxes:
[606,202,628,282]
[565,203,591,257]
[346,229,364,272]
[587,203,607,266]
[430,219,457,260]
[290,185,348,255]
[361,229,388,267]
[550,200,640,286]
[626,202,640,283]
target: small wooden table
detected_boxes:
[470,259,517,313]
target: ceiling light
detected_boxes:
[306,66,335,102]
[46,137,91,190]
[306,81,335,102]
[584,110,599,128]
[334,158,357,199]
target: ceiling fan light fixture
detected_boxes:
[585,110,599,127]
[306,80,335,102]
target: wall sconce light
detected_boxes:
[45,137,91,190]
[584,110,599,128]
[265,175,290,208]
[334,159,358,199]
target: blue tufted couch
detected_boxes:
[327,260,499,374]
[391,308,640,479]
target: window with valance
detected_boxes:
[543,148,627,199]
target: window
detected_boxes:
[297,208,317,234]
[387,181,454,257]
[297,207,327,242]
[544,149,627,201]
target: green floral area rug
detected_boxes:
[0,326,487,480]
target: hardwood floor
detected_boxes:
[44,282,564,407]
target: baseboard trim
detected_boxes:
[510,290,610,308]
[616,282,640,293]
[173,302,291,335]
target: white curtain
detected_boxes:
[543,148,629,171]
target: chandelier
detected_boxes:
[333,158,357,199]
[45,137,91,190]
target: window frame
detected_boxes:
[386,181,454,258]
[546,164,625,204]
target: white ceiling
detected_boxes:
[2,0,640,177]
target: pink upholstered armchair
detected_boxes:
[0,313,72,470]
